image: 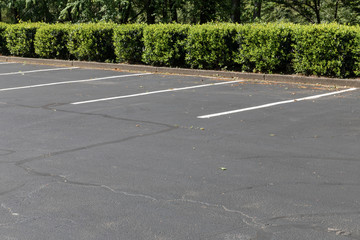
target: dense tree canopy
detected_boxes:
[0,0,360,24]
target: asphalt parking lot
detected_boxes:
[0,62,359,240]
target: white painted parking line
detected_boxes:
[198,88,358,119]
[0,67,79,76]
[0,73,152,92]
[71,80,243,105]
[0,62,15,65]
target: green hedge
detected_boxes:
[5,23,43,57]
[113,24,145,64]
[292,24,360,78]
[185,23,238,70]
[0,22,360,78]
[35,24,71,59]
[235,23,294,74]
[67,23,116,62]
[143,24,189,67]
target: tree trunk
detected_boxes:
[231,0,241,23]
[198,0,216,24]
[122,1,132,23]
[199,1,207,24]
[199,11,207,24]
[12,6,19,23]
[334,0,339,22]
[170,0,178,22]
[314,0,321,23]
[163,0,169,22]
[146,0,156,24]
[253,0,262,21]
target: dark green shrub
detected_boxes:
[0,23,9,55]
[35,24,71,59]
[67,23,116,62]
[5,23,43,57]
[143,24,189,67]
[185,23,238,70]
[113,24,145,64]
[2,22,360,78]
[234,23,294,74]
[292,24,360,78]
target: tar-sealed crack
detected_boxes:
[0,184,26,196]
[11,101,178,168]
[100,185,158,201]
[15,126,174,167]
[265,212,360,239]
[167,196,266,230]
[8,103,270,231]
[0,149,16,156]
[267,211,360,222]
[5,102,360,238]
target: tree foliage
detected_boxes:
[0,0,360,24]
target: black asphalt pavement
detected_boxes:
[0,62,359,240]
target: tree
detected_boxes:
[192,0,218,23]
[1,0,25,23]
[0,0,360,24]
[271,0,322,23]
[253,0,262,20]
[231,0,242,23]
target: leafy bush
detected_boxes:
[113,24,146,64]
[2,22,360,78]
[185,23,238,69]
[292,24,360,78]
[35,24,71,59]
[5,23,43,57]
[234,23,294,74]
[67,23,116,62]
[0,23,9,55]
[143,24,189,67]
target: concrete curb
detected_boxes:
[1,55,360,87]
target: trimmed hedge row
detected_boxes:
[67,23,116,62]
[1,22,360,78]
[292,24,360,77]
[143,24,189,67]
[5,23,43,57]
[185,24,238,69]
[113,24,145,64]
[235,23,294,74]
[34,24,70,59]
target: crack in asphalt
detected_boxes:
[266,211,360,222]
[100,185,158,201]
[9,101,177,167]
[6,102,270,230]
[15,126,174,167]
[1,101,178,207]
[0,149,16,156]
[269,223,360,240]
[41,102,176,129]
[239,155,360,163]
[222,181,360,195]
[0,184,26,197]
[265,212,360,239]
[3,102,360,238]
[167,197,266,230]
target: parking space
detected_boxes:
[0,62,359,240]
